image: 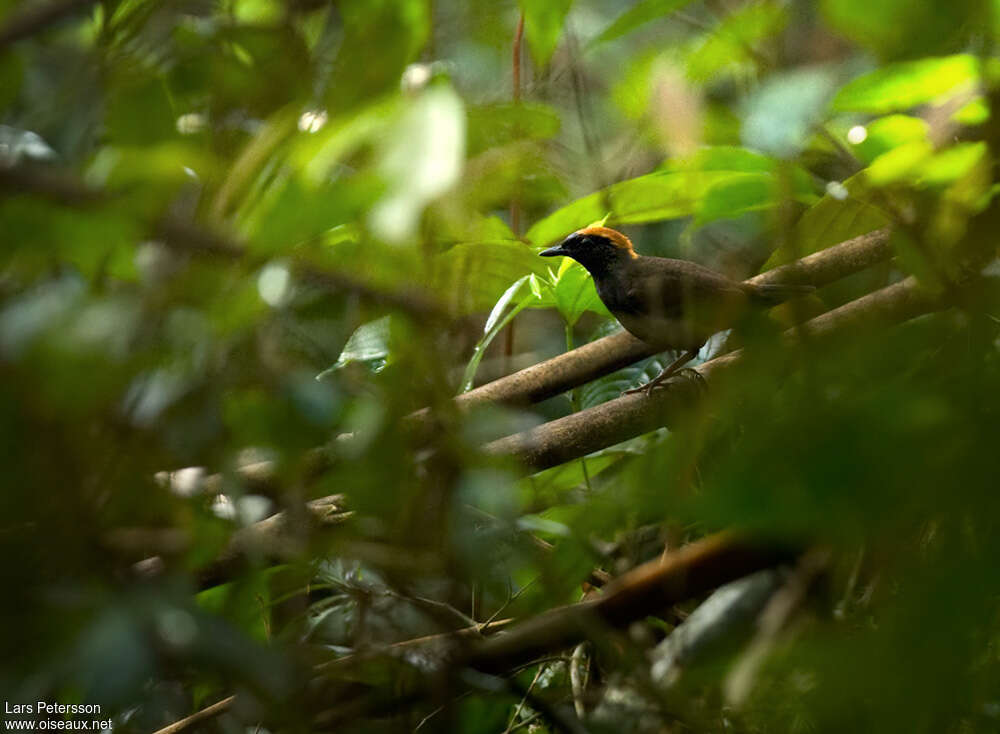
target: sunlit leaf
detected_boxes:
[551,261,610,326]
[847,115,929,164]
[917,142,987,187]
[831,55,979,113]
[528,147,816,246]
[865,140,935,186]
[370,83,466,242]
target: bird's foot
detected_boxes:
[621,383,655,397]
[674,367,707,391]
[621,368,706,398]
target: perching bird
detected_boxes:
[540,226,814,395]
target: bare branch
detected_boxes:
[149,696,235,734]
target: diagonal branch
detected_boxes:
[459,532,796,674]
[307,533,796,729]
[483,274,945,472]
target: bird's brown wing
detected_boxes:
[623,257,748,319]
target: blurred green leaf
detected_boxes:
[917,142,988,187]
[696,172,818,226]
[434,240,548,315]
[821,0,987,60]
[370,83,466,242]
[325,0,430,108]
[105,76,178,146]
[765,174,889,267]
[528,147,816,245]
[686,1,787,82]
[860,138,988,192]
[0,51,23,112]
[848,114,930,164]
[518,0,574,68]
[865,140,935,186]
[466,102,561,156]
[831,55,979,113]
[594,0,695,44]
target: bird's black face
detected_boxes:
[540,232,625,275]
[540,232,597,259]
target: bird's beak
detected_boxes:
[539,242,569,257]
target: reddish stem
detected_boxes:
[505,12,526,365]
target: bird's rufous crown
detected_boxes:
[576,226,638,259]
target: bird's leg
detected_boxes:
[622,348,701,397]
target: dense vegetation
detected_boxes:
[2,0,999,732]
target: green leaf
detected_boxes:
[821,0,986,61]
[594,0,695,44]
[764,174,889,268]
[518,0,574,68]
[241,173,383,253]
[848,115,930,164]
[865,140,935,186]
[105,76,178,146]
[320,316,393,379]
[521,452,626,506]
[579,354,676,408]
[917,142,987,186]
[951,97,989,125]
[551,261,610,326]
[695,172,813,227]
[527,147,814,246]
[686,1,787,82]
[370,83,466,242]
[466,102,561,155]
[485,276,531,335]
[434,240,548,315]
[831,55,979,114]
[460,277,534,392]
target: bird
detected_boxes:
[540,226,814,396]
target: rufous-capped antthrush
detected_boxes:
[540,226,813,395]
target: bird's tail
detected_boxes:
[747,282,816,305]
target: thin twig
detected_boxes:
[503,665,545,733]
